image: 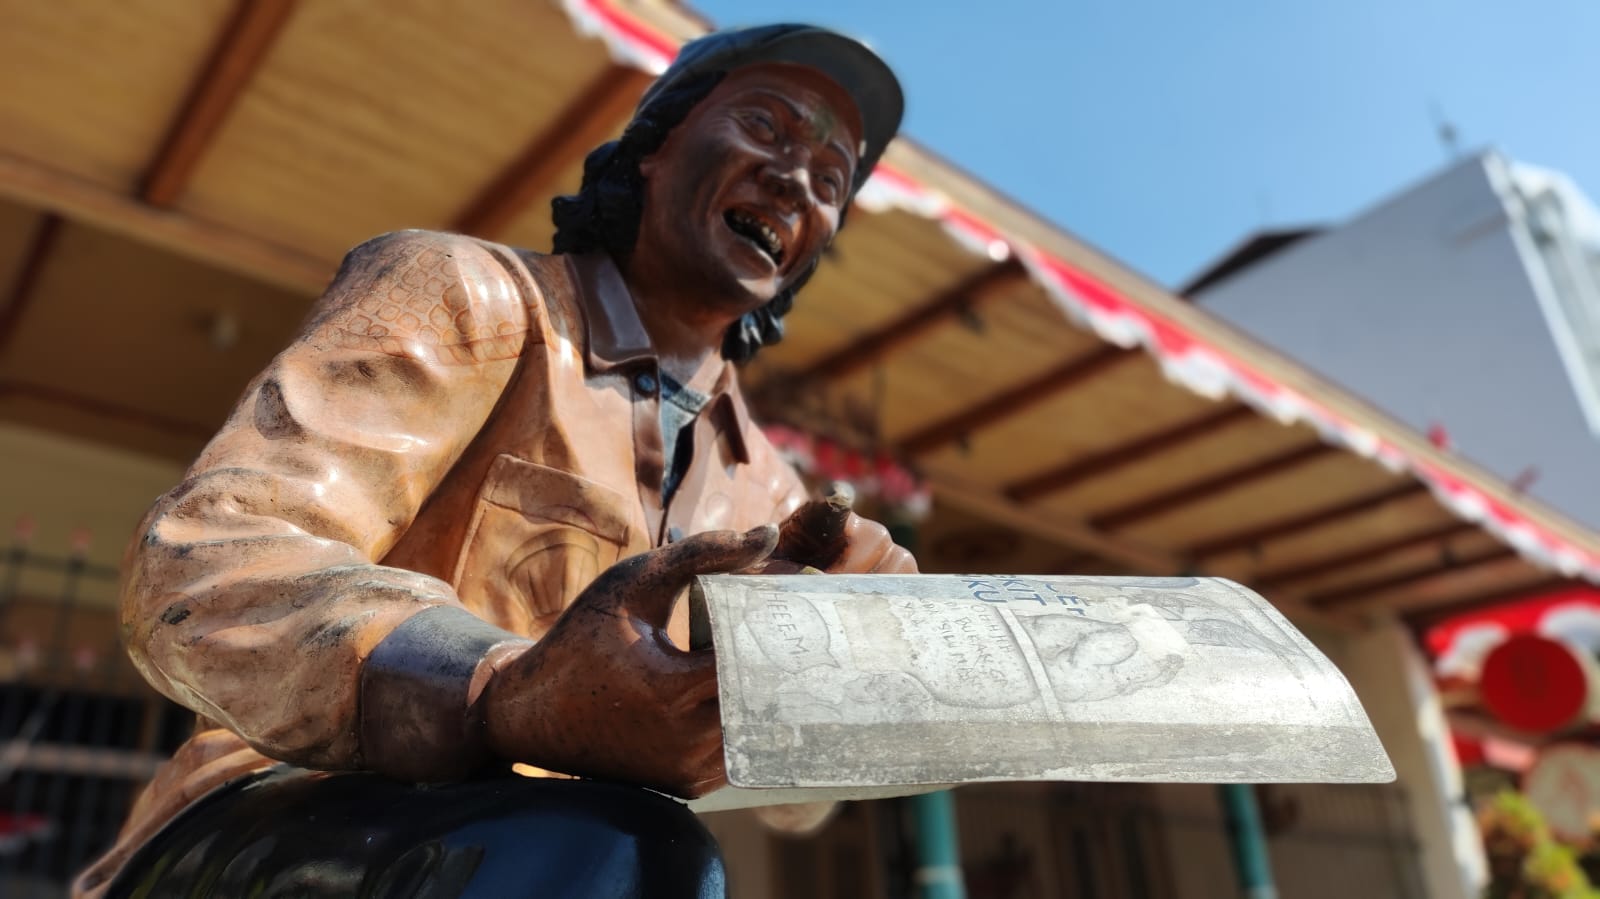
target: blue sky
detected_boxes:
[691,0,1600,289]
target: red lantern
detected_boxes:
[1479,634,1592,733]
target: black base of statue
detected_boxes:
[107,766,727,898]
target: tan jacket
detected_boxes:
[77,231,808,895]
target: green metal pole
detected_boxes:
[1219,783,1278,899]
[910,791,967,899]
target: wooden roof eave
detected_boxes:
[874,137,1600,565]
[0,0,1594,629]
[0,150,330,295]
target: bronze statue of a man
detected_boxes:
[77,24,909,898]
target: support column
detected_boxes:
[1218,783,1277,899]
[1318,614,1487,899]
[910,791,966,899]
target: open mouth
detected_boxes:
[724,209,785,267]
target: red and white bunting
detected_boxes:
[762,423,933,521]
[559,0,1600,585]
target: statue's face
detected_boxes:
[635,63,863,313]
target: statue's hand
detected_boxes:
[769,485,918,575]
[745,487,917,836]
[481,525,777,799]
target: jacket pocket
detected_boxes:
[453,455,633,634]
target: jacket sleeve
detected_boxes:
[121,230,536,780]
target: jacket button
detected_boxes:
[634,372,658,395]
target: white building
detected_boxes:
[1186,151,1600,531]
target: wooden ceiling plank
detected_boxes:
[1255,519,1478,590]
[800,259,1027,382]
[931,479,1182,575]
[1005,404,1253,503]
[453,65,653,239]
[1,150,330,293]
[1404,576,1583,629]
[1188,480,1429,560]
[141,0,300,207]
[0,214,62,358]
[1307,545,1521,609]
[926,488,1363,644]
[0,380,215,440]
[1089,442,1335,532]
[899,346,1133,456]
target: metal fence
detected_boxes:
[1160,781,1428,899]
[952,783,1184,899]
[0,531,191,897]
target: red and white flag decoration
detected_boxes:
[559,0,1600,585]
[763,424,933,521]
[1428,585,1600,680]
[560,0,674,74]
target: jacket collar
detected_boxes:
[566,251,654,373]
[565,252,753,464]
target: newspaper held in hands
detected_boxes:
[685,574,1392,812]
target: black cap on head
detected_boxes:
[637,24,904,195]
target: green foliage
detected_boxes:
[1479,791,1600,899]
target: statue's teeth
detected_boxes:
[729,211,781,261]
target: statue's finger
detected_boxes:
[872,544,919,574]
[613,525,778,627]
[681,731,729,798]
[668,664,722,709]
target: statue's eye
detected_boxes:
[817,170,845,204]
[744,112,779,142]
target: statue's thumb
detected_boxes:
[774,482,855,570]
[620,525,778,627]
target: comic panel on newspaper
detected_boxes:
[695,574,1392,792]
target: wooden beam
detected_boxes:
[1090,442,1334,532]
[930,479,1183,575]
[1307,545,1521,609]
[1046,552,1101,574]
[929,488,1351,649]
[141,0,300,207]
[799,260,1027,382]
[0,215,62,358]
[1006,404,1253,503]
[0,380,216,441]
[1254,519,1479,590]
[899,346,1132,457]
[0,551,118,581]
[0,741,165,781]
[1187,481,1430,560]
[1404,576,1584,629]
[454,65,653,238]
[0,150,331,294]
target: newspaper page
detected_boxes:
[691,574,1392,802]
